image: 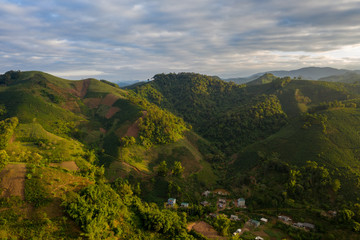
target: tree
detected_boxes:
[172,161,184,177]
[338,209,355,223]
[332,179,341,192]
[0,150,9,169]
[157,161,168,177]
[213,214,231,236]
[0,105,6,116]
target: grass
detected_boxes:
[10,122,85,163]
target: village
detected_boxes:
[166,189,319,240]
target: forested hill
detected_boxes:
[132,72,360,153]
[0,70,215,239]
[131,73,289,153]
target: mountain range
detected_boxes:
[1,70,360,239]
[224,67,360,84]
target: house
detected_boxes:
[260,217,268,223]
[293,222,315,230]
[180,202,189,208]
[302,223,315,230]
[230,215,240,221]
[213,189,229,196]
[237,198,246,208]
[328,210,337,217]
[249,219,260,228]
[233,229,242,235]
[200,201,209,206]
[202,190,211,197]
[218,203,224,208]
[278,215,292,222]
[255,237,264,240]
[209,213,217,218]
[167,198,176,207]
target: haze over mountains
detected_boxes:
[224,67,360,84]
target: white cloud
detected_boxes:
[0,0,359,80]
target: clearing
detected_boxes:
[0,163,26,200]
[49,161,79,171]
[187,221,227,240]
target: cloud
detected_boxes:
[0,0,360,80]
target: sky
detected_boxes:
[1,0,360,81]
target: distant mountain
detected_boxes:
[224,67,358,84]
[246,73,279,86]
[116,80,144,87]
[319,72,360,83]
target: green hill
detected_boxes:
[0,70,218,239]
[2,70,360,239]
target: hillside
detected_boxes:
[2,70,360,239]
[0,70,217,239]
[132,72,360,238]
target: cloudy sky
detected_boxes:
[1,0,360,81]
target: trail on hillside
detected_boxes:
[122,161,150,177]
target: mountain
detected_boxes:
[2,70,360,239]
[318,72,360,83]
[224,67,357,84]
[0,70,216,239]
[133,72,360,238]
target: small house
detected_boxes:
[200,201,209,206]
[209,213,217,218]
[302,223,315,230]
[249,219,260,228]
[202,190,211,197]
[230,215,240,221]
[328,210,337,217]
[219,198,226,204]
[278,215,292,222]
[218,203,224,208]
[255,237,264,240]
[213,189,229,195]
[167,198,176,207]
[294,222,315,230]
[233,229,241,235]
[180,202,189,208]
[237,198,246,208]
[260,217,268,223]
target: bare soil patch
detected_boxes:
[72,79,91,98]
[105,107,120,119]
[62,100,81,113]
[188,221,227,239]
[0,163,26,200]
[49,161,79,171]
[124,111,147,138]
[84,98,102,109]
[101,94,119,106]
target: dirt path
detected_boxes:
[122,162,150,176]
[0,163,26,200]
[188,221,227,239]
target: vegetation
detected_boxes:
[2,70,360,238]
